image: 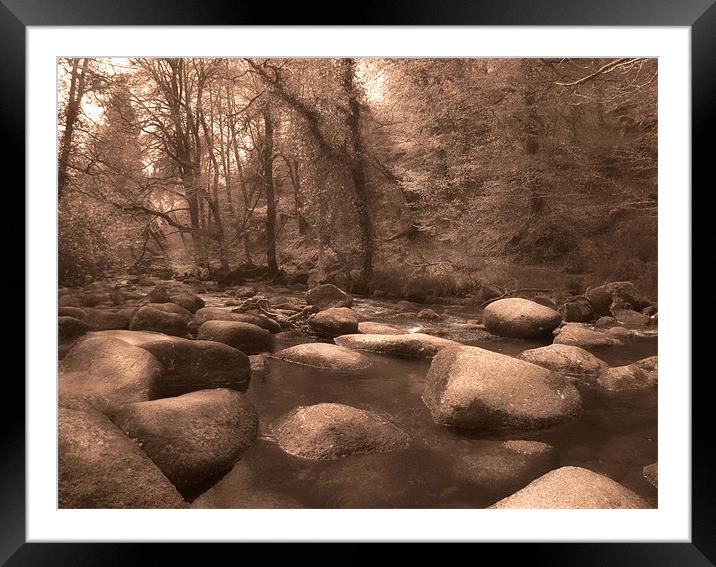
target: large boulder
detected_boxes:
[59,407,186,508]
[598,356,658,392]
[357,322,403,335]
[139,338,251,397]
[86,331,251,395]
[198,320,274,354]
[305,283,352,309]
[308,307,359,337]
[192,307,281,333]
[452,440,560,500]
[488,466,650,508]
[129,306,189,337]
[273,403,410,460]
[585,281,650,316]
[518,344,608,379]
[422,345,581,429]
[334,333,460,358]
[59,336,164,418]
[482,298,562,339]
[553,324,623,349]
[270,343,372,371]
[115,389,258,488]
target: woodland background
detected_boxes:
[58,57,657,299]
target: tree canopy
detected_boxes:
[58,57,657,296]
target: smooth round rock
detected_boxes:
[309,307,359,337]
[273,403,410,460]
[335,333,459,358]
[59,336,164,418]
[488,466,651,508]
[140,338,251,396]
[115,389,258,488]
[59,407,186,508]
[192,307,280,333]
[90,331,251,396]
[518,344,607,379]
[130,305,189,337]
[271,343,372,371]
[422,345,581,429]
[198,320,274,354]
[553,324,623,349]
[482,298,562,339]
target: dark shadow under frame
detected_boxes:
[4,0,711,563]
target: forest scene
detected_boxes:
[58,57,658,510]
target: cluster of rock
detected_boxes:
[58,278,657,510]
[481,285,656,345]
[557,281,656,326]
[58,280,271,508]
[58,330,258,508]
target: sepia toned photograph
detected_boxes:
[57,56,658,511]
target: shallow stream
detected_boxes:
[187,293,657,509]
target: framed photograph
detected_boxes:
[8,0,708,562]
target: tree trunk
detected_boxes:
[183,171,209,268]
[342,58,374,293]
[282,155,308,233]
[262,107,279,277]
[522,61,545,216]
[58,58,89,201]
[200,98,230,273]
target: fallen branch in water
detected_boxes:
[231,295,317,333]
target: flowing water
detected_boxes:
[188,293,658,509]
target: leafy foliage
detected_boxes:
[58,58,658,296]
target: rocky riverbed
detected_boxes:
[58,277,658,509]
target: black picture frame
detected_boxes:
[6,0,709,563]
